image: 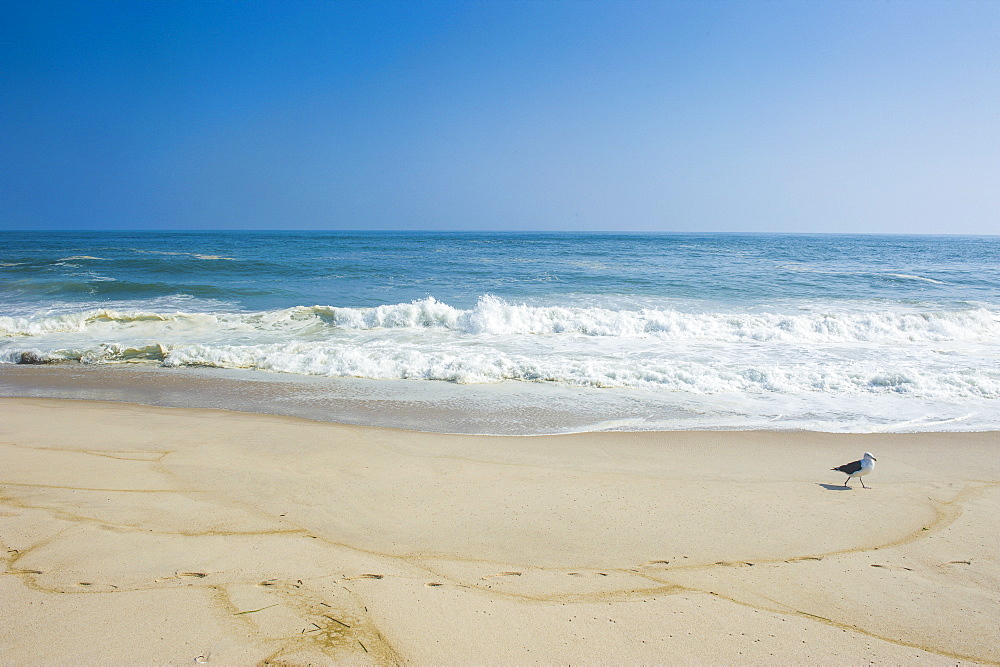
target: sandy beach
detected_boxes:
[0,397,997,664]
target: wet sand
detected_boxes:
[0,363,675,435]
[1,397,998,664]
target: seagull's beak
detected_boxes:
[871,456,877,461]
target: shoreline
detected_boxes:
[3,363,996,436]
[1,363,657,437]
[1,396,998,663]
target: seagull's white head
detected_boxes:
[863,452,876,461]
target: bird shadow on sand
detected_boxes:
[818,483,853,491]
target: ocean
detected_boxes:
[2,230,998,434]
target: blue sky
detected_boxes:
[1,0,997,233]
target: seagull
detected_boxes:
[832,452,876,488]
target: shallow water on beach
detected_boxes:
[2,231,998,433]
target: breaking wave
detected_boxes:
[1,295,996,343]
[3,296,999,404]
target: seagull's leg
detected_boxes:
[844,477,851,487]
[860,478,867,489]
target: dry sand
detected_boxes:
[1,397,998,664]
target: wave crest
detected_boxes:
[2,296,996,344]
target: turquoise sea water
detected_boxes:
[2,231,998,432]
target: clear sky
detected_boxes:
[1,0,997,233]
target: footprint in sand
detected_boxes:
[871,563,914,571]
[155,571,209,582]
[74,581,118,591]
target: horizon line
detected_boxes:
[1,228,997,238]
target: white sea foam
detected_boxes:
[149,342,999,398]
[3,296,999,431]
[3,296,995,343]
[884,273,948,285]
[130,249,234,260]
